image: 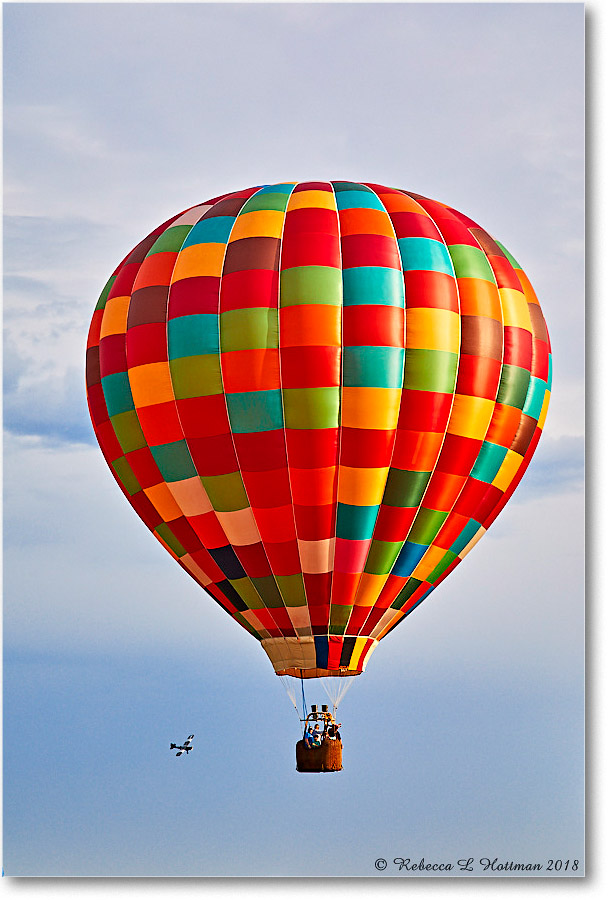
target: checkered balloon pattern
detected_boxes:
[86,181,551,679]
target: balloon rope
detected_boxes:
[279,675,301,719]
[300,671,307,736]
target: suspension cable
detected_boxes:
[300,670,308,735]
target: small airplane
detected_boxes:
[170,734,194,757]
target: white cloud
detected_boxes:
[7,103,118,161]
[2,434,242,658]
[380,487,584,683]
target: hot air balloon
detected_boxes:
[86,181,551,771]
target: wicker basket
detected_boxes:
[296,738,343,773]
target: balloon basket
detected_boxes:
[296,738,342,773]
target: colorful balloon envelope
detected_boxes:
[86,181,551,680]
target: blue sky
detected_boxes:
[3,0,587,891]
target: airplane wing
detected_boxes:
[183,735,194,747]
[175,750,183,756]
